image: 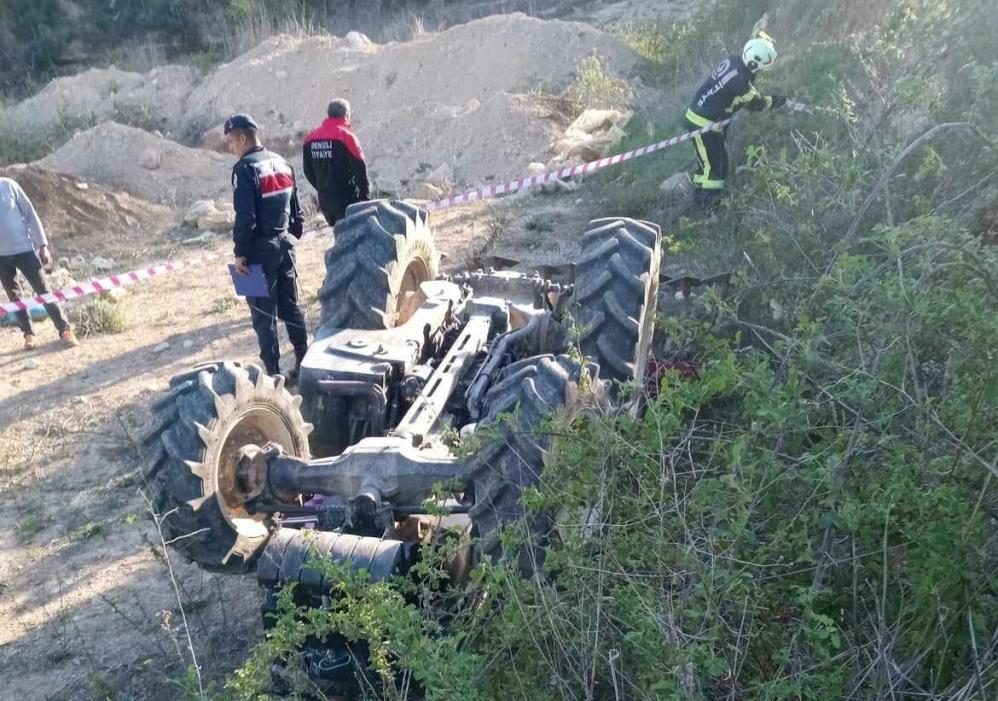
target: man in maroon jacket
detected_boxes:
[302,99,371,226]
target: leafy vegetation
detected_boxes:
[186,0,998,698]
[569,56,633,114]
[0,111,95,167]
[70,296,126,337]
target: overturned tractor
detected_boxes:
[144,199,661,688]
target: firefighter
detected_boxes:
[685,32,786,213]
[302,98,371,227]
[224,113,309,380]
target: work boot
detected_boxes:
[60,328,80,347]
[23,333,36,350]
[286,345,307,387]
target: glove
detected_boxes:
[770,95,787,109]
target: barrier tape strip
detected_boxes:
[2,102,812,316]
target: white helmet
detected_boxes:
[743,34,777,72]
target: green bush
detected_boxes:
[568,56,633,114]
[70,296,126,337]
[0,111,95,166]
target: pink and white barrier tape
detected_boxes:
[424,116,735,211]
[2,104,812,316]
[1,253,221,315]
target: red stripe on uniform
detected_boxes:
[259,173,294,197]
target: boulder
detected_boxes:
[183,199,216,225]
[409,182,443,201]
[345,31,374,52]
[139,148,162,170]
[91,256,115,272]
[425,162,454,187]
[197,208,235,232]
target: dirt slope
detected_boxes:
[37,123,234,208]
[187,13,637,190]
[1,165,174,262]
[6,66,198,137]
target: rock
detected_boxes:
[770,298,784,321]
[71,395,86,404]
[49,267,77,289]
[23,359,38,370]
[182,339,195,349]
[70,255,87,269]
[345,31,374,52]
[183,199,216,226]
[410,182,443,200]
[152,341,171,353]
[196,208,235,231]
[425,162,453,187]
[660,171,692,196]
[57,257,70,268]
[527,162,547,176]
[74,182,89,190]
[91,256,115,272]
[181,231,219,244]
[541,176,577,194]
[139,148,162,170]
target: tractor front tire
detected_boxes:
[467,355,604,574]
[574,217,661,390]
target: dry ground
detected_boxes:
[0,189,602,700]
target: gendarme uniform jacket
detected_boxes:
[686,54,776,128]
[231,146,304,263]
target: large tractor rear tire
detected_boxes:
[574,217,661,390]
[467,355,605,574]
[143,362,312,573]
[317,199,439,336]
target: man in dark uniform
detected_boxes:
[302,98,371,227]
[225,113,309,379]
[685,32,786,212]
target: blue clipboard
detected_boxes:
[228,264,269,298]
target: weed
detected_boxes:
[568,56,632,113]
[0,111,95,166]
[15,512,44,536]
[209,296,238,315]
[69,296,126,337]
[524,213,554,233]
[75,521,109,541]
[477,205,513,256]
[91,674,119,701]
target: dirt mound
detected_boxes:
[187,13,637,190]
[7,66,198,137]
[36,122,233,207]
[0,164,173,261]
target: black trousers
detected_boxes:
[687,120,729,210]
[247,245,309,375]
[0,250,70,335]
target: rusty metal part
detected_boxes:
[263,438,463,506]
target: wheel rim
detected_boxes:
[395,258,431,326]
[214,406,298,537]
